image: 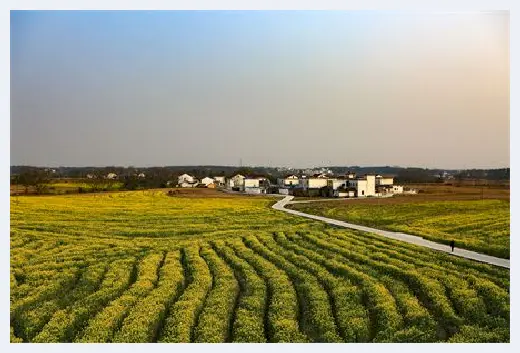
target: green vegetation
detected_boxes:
[288,200,510,258]
[10,191,509,342]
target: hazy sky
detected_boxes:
[10,11,509,169]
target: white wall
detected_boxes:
[377,177,394,186]
[357,180,368,196]
[214,176,226,185]
[278,177,299,186]
[201,177,214,186]
[307,178,328,189]
[244,179,260,188]
[366,175,376,196]
[328,179,346,190]
[393,185,404,194]
[178,174,194,184]
[231,175,245,187]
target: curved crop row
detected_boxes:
[289,232,463,339]
[11,267,80,322]
[30,259,135,343]
[243,235,342,342]
[299,230,492,328]
[211,241,267,342]
[377,276,437,342]
[76,253,163,342]
[278,233,415,341]
[14,263,108,341]
[281,236,439,342]
[227,239,308,342]
[313,231,509,326]
[159,246,212,342]
[263,232,370,342]
[193,246,240,342]
[466,275,510,321]
[321,229,509,288]
[113,251,185,342]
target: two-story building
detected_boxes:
[300,173,329,190]
[277,175,300,187]
[227,174,246,190]
[244,176,269,194]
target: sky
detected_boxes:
[10,10,509,169]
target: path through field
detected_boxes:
[273,196,510,269]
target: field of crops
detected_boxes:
[10,191,510,343]
[11,181,123,196]
[288,199,510,259]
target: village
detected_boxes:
[176,172,418,198]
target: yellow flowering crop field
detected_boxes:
[288,199,510,259]
[10,191,509,343]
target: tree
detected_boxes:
[14,168,50,194]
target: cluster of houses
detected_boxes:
[277,172,408,197]
[177,172,416,198]
[177,174,226,188]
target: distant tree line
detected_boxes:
[10,165,510,194]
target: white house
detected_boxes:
[244,177,269,194]
[403,187,418,194]
[213,176,226,186]
[178,174,195,184]
[375,175,394,186]
[392,185,404,194]
[178,174,198,188]
[301,174,329,189]
[106,173,118,180]
[227,174,246,190]
[201,177,215,186]
[336,189,356,198]
[350,175,376,197]
[278,175,300,187]
[327,178,347,190]
[137,173,146,179]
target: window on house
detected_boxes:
[362,190,365,196]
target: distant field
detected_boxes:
[11,181,123,195]
[11,190,509,343]
[288,199,510,259]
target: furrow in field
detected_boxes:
[243,234,343,342]
[288,232,463,340]
[112,251,184,342]
[282,233,438,339]
[323,229,509,287]
[15,262,108,341]
[306,230,506,329]
[29,258,135,343]
[75,253,162,342]
[158,246,212,343]
[192,246,240,342]
[211,241,267,343]
[227,239,308,343]
[261,232,370,342]
[274,232,403,341]
[11,266,81,335]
